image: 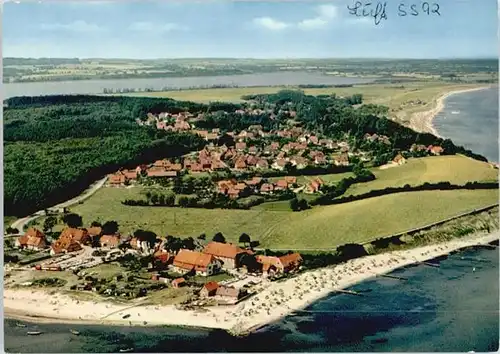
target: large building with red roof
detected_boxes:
[202,242,253,269]
[172,249,221,276]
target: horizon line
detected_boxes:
[5,56,498,61]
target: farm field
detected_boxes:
[346,155,498,196]
[123,82,486,123]
[266,155,497,198]
[68,186,498,249]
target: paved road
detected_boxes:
[10,176,108,234]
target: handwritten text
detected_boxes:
[347,1,441,26]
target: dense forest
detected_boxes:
[4,95,215,217]
[4,92,487,218]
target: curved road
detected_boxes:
[10,177,108,234]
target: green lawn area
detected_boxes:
[252,200,293,212]
[346,155,498,196]
[71,181,498,249]
[122,82,485,123]
[259,189,498,248]
[86,263,126,279]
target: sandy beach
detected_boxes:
[409,86,492,137]
[4,231,499,335]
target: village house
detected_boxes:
[256,159,269,169]
[201,281,219,297]
[15,228,47,251]
[274,179,290,191]
[271,159,287,171]
[246,155,259,167]
[235,142,247,151]
[174,120,191,131]
[60,228,91,245]
[410,144,428,152]
[308,135,319,145]
[108,172,126,186]
[50,231,84,256]
[171,278,186,289]
[122,170,138,181]
[129,237,154,254]
[290,156,308,169]
[172,249,221,276]
[149,251,173,270]
[234,157,247,170]
[256,253,303,276]
[99,234,121,249]
[216,285,245,300]
[306,177,325,194]
[428,145,444,155]
[260,183,274,194]
[202,242,253,269]
[264,142,280,155]
[147,169,178,178]
[319,139,335,149]
[334,153,350,166]
[246,176,263,187]
[392,154,407,165]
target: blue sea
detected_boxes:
[4,245,499,353]
[433,87,499,163]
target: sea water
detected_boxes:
[434,87,499,163]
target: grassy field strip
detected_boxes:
[67,188,498,249]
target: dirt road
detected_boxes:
[10,177,108,234]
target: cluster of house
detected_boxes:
[216,176,300,199]
[108,160,182,185]
[15,226,122,255]
[16,226,303,276]
[15,228,47,251]
[107,125,355,190]
[180,125,355,173]
[410,144,445,155]
[215,175,324,198]
[135,109,359,170]
[364,134,445,157]
[152,241,303,279]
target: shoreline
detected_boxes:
[4,231,499,335]
[409,85,494,137]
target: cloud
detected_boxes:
[298,18,328,30]
[317,4,338,19]
[40,20,103,33]
[253,17,289,31]
[128,22,187,32]
[346,17,372,25]
[297,4,337,30]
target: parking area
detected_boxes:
[41,246,104,271]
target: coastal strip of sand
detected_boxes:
[4,231,499,335]
[409,86,492,137]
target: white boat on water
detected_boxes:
[119,348,134,353]
[451,110,460,114]
[27,331,42,336]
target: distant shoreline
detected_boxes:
[409,85,495,137]
[4,231,499,336]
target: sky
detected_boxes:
[3,0,499,59]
